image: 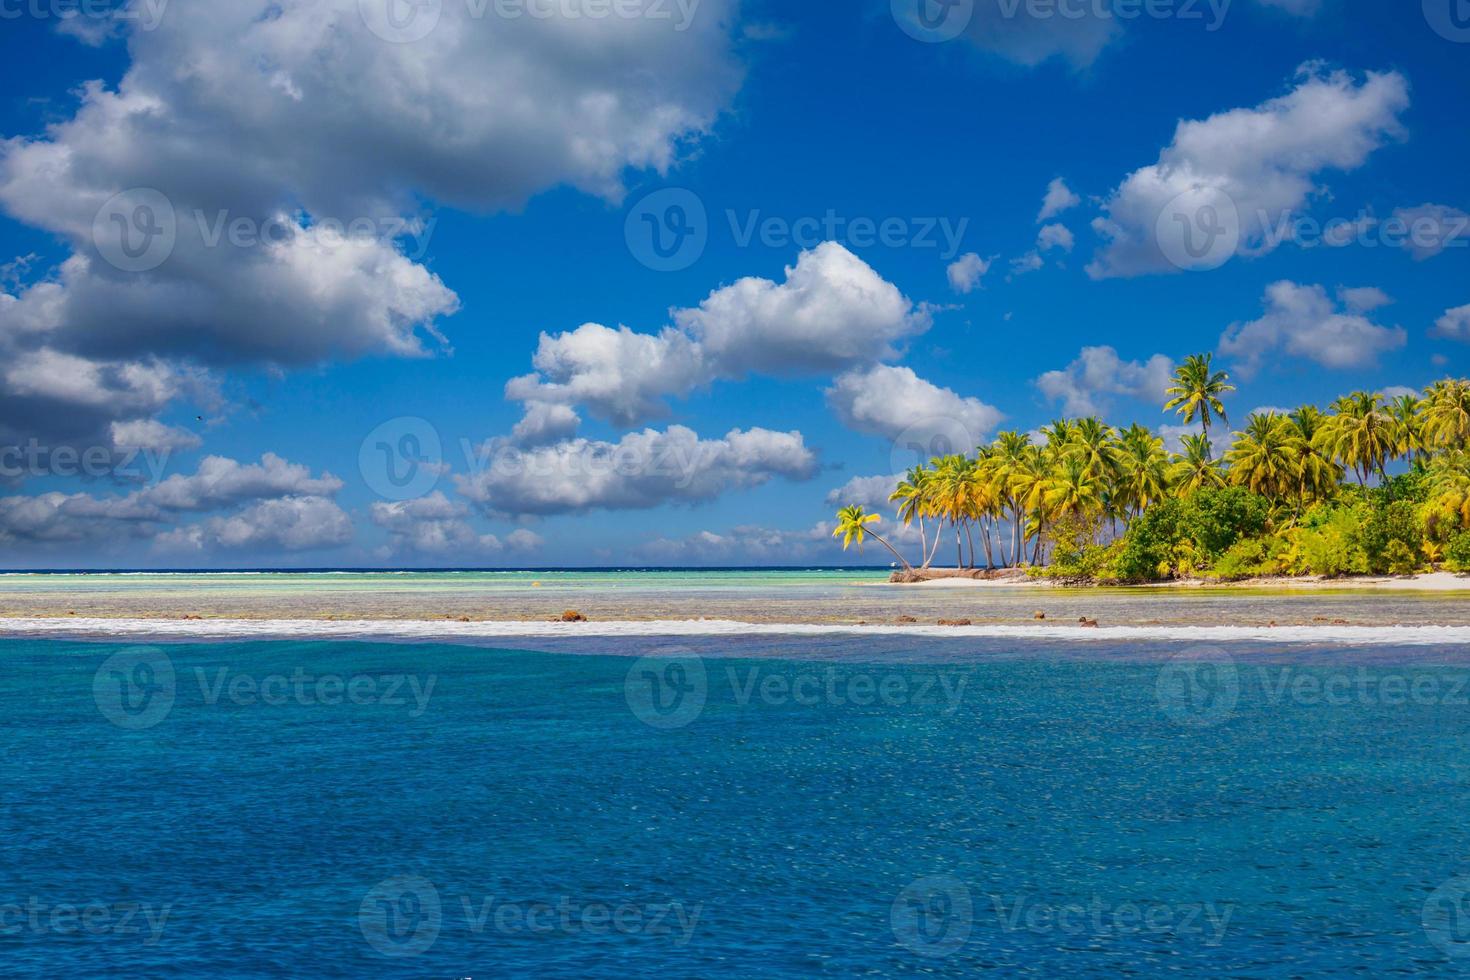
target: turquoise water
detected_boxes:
[4,636,1470,975]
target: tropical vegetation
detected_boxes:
[833,363,1470,583]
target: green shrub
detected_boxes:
[1447,532,1470,573]
[1384,539,1421,576]
[1297,508,1369,577]
[1363,500,1424,573]
[1111,500,1185,582]
[1213,538,1270,581]
[1183,487,1271,559]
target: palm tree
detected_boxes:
[1288,406,1342,505]
[1164,353,1235,456]
[1226,413,1301,504]
[832,505,912,571]
[1317,392,1394,485]
[889,467,933,568]
[1169,433,1225,494]
[1423,379,1470,451]
[993,431,1032,567]
[1386,394,1425,464]
[1113,424,1171,520]
[1043,455,1105,523]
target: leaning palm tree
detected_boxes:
[832,505,912,571]
[1169,433,1225,495]
[1164,353,1235,456]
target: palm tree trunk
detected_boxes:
[917,515,929,569]
[866,531,913,573]
[964,521,975,569]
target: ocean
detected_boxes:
[4,625,1470,975]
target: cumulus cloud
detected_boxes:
[947,252,993,294]
[0,452,348,554]
[672,242,927,375]
[1391,204,1470,260]
[1035,346,1175,417]
[1009,252,1044,278]
[0,0,743,453]
[1038,178,1081,222]
[109,419,202,453]
[825,473,903,512]
[454,425,818,517]
[1219,281,1407,377]
[641,521,841,565]
[1434,304,1470,343]
[1037,223,1075,253]
[826,365,1003,444]
[1088,66,1410,278]
[369,491,522,556]
[156,496,352,552]
[507,243,929,429]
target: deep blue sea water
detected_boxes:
[3,636,1470,976]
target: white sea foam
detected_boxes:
[0,617,1467,646]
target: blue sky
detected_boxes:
[0,0,1466,567]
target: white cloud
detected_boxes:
[1219,281,1407,377]
[0,0,743,443]
[947,252,993,294]
[1037,223,1075,253]
[1434,304,1470,343]
[826,365,1003,444]
[641,521,842,565]
[139,453,343,512]
[1035,346,1175,417]
[1009,251,1044,278]
[109,419,202,453]
[0,452,348,554]
[673,242,926,375]
[157,496,352,552]
[1088,66,1410,278]
[1391,204,1470,260]
[504,324,706,429]
[1339,286,1393,313]
[949,2,1122,69]
[370,491,505,555]
[1038,178,1081,222]
[825,473,903,512]
[454,425,818,517]
[507,243,929,429]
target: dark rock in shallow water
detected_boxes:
[560,610,588,622]
[937,619,973,627]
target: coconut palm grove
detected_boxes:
[835,356,1470,582]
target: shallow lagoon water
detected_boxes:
[1,568,1469,626]
[4,635,1470,976]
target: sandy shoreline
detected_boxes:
[897,570,1470,592]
